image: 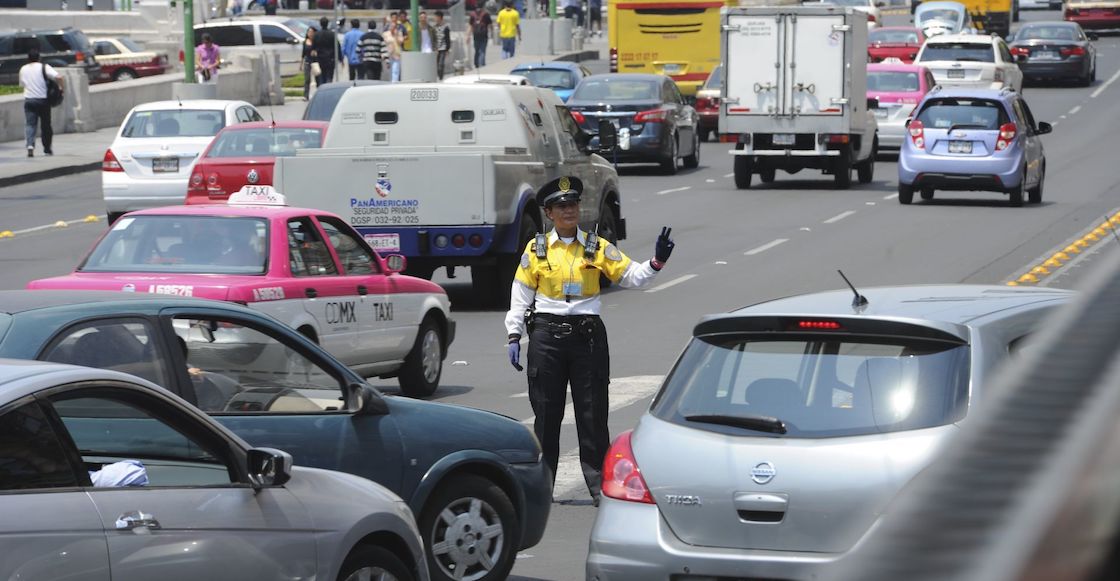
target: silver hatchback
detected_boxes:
[586,285,1072,581]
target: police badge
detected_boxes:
[605,244,622,261]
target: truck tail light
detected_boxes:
[909,120,925,149]
[451,234,466,248]
[468,234,483,247]
[602,431,654,504]
[570,110,586,125]
[102,149,123,172]
[609,48,618,73]
[1010,46,1029,56]
[1060,46,1086,57]
[826,134,850,144]
[633,108,668,123]
[996,122,1017,151]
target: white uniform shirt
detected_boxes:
[19,62,61,100]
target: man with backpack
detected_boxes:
[19,48,64,158]
[469,4,492,68]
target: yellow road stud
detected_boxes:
[53,221,68,228]
[1019,273,1040,284]
[1065,244,1081,254]
[84,215,99,223]
[1031,266,1050,276]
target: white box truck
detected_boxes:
[719,5,879,189]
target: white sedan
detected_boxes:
[101,100,263,223]
[915,34,1024,91]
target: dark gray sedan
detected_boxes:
[566,73,700,174]
[1008,21,1097,86]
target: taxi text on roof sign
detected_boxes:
[229,185,288,207]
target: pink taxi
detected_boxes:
[867,62,937,153]
[27,187,455,398]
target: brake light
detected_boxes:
[909,119,925,149]
[101,149,123,172]
[996,122,1017,151]
[609,47,618,73]
[827,134,850,144]
[188,170,204,192]
[867,12,877,22]
[207,173,222,192]
[570,110,586,124]
[1060,46,1086,57]
[75,50,85,62]
[798,320,842,330]
[633,108,668,123]
[601,431,654,504]
[1010,46,1029,56]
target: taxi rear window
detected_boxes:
[80,216,268,275]
[207,128,324,158]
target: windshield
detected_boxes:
[207,127,323,158]
[916,98,1009,130]
[1016,25,1079,41]
[121,109,226,138]
[572,79,659,101]
[80,215,268,275]
[870,29,921,44]
[868,71,921,92]
[917,8,961,24]
[118,37,144,52]
[515,68,575,89]
[303,87,346,121]
[704,65,723,89]
[285,19,312,38]
[920,42,994,62]
[651,334,969,438]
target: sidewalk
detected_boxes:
[0,29,603,189]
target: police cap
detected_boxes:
[536,176,583,208]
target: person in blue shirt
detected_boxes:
[342,18,364,81]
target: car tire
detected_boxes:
[420,474,519,581]
[734,152,753,190]
[661,133,679,175]
[683,131,700,169]
[700,128,711,143]
[834,148,852,189]
[760,168,776,183]
[899,184,914,204]
[920,187,934,201]
[398,316,443,398]
[337,545,414,581]
[1008,184,1024,207]
[856,138,876,184]
[112,68,137,82]
[1028,164,1044,204]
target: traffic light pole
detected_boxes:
[183,0,196,83]
[410,0,419,51]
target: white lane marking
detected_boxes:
[866,202,876,206]
[705,178,716,183]
[823,210,856,224]
[883,193,899,200]
[1069,105,1082,116]
[645,273,698,293]
[511,392,530,398]
[657,186,691,195]
[1091,67,1120,99]
[8,216,97,236]
[1052,121,1060,127]
[547,376,665,498]
[723,173,734,178]
[745,238,789,255]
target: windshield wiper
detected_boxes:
[684,413,788,434]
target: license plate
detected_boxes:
[949,140,973,154]
[364,233,401,253]
[947,69,966,79]
[1035,50,1059,60]
[773,133,796,145]
[152,157,179,173]
[873,108,889,119]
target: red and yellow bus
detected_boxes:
[608,0,735,97]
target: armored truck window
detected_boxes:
[451,110,475,123]
[374,112,398,124]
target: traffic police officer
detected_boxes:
[504,176,675,505]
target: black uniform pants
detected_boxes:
[527,314,610,499]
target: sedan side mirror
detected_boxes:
[1036,121,1053,135]
[597,119,618,152]
[383,253,407,274]
[247,447,293,490]
[1088,31,1099,41]
[351,383,389,415]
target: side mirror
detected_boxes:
[1088,32,1099,41]
[597,119,618,152]
[867,97,880,109]
[1036,121,1052,135]
[384,253,407,274]
[351,382,389,415]
[247,447,293,490]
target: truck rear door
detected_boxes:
[724,15,783,116]
[788,14,848,116]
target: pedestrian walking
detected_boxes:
[383,27,402,81]
[358,19,386,81]
[589,0,602,35]
[301,27,317,99]
[342,18,364,80]
[19,48,64,158]
[468,4,492,68]
[195,33,221,83]
[433,10,451,79]
[263,0,277,15]
[504,176,675,506]
[497,0,521,60]
[312,17,338,85]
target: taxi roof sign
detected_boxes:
[228,185,287,206]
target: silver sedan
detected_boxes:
[0,359,429,581]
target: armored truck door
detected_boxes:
[787,14,849,117]
[724,14,784,116]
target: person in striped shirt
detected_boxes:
[358,19,386,80]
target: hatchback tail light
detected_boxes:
[602,430,654,504]
[633,108,668,123]
[609,47,618,73]
[996,122,1017,151]
[102,149,123,172]
[570,110,586,125]
[1060,46,1086,57]
[908,119,925,149]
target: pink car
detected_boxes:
[27,190,455,398]
[867,62,937,152]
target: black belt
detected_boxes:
[534,313,601,323]
[533,313,601,338]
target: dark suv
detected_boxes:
[0,27,103,85]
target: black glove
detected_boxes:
[655,226,674,263]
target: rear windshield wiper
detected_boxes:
[948,123,990,132]
[684,413,788,434]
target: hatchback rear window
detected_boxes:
[207,127,323,157]
[121,109,226,138]
[920,42,995,63]
[916,98,1009,130]
[651,334,969,438]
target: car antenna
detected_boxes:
[838,269,869,309]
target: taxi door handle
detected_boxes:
[357,285,368,296]
[305,288,318,299]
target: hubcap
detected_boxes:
[421,328,441,383]
[429,497,504,581]
[343,566,399,581]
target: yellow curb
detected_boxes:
[1044,258,1063,268]
[0,231,12,239]
[1006,280,1019,286]
[1031,266,1050,276]
[83,215,99,223]
[1084,232,1100,242]
[1110,216,1120,227]
[1075,239,1090,249]
[1065,244,1081,254]
[1054,252,1071,261]
[1093,227,1109,238]
[1019,273,1040,283]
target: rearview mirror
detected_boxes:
[247,447,293,490]
[1036,121,1052,135]
[597,119,618,152]
[384,253,407,274]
